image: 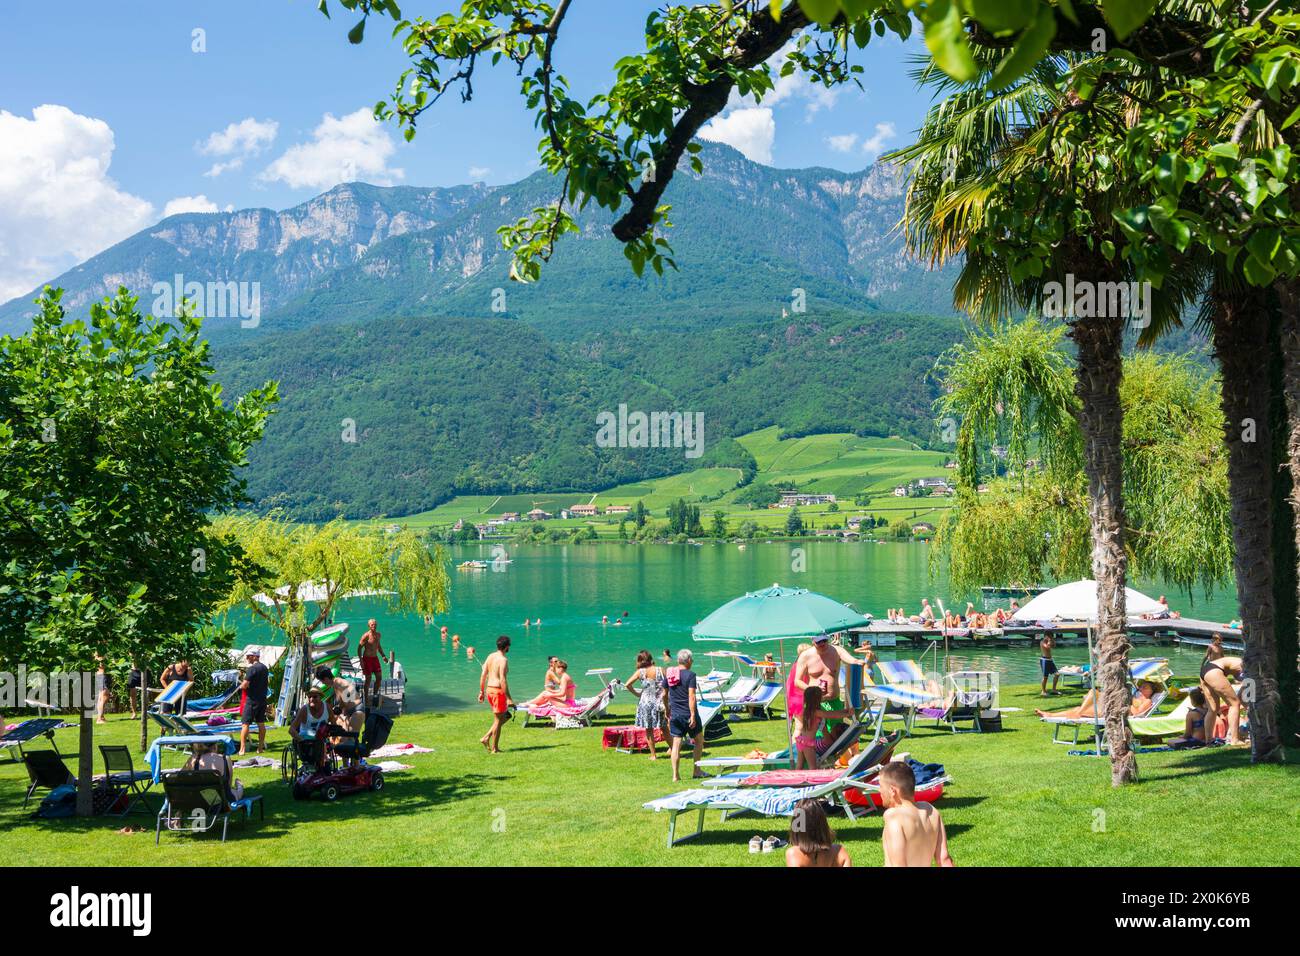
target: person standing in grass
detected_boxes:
[238,650,269,756]
[879,762,954,867]
[666,649,706,782]
[785,798,851,867]
[1038,633,1060,696]
[478,635,513,754]
[625,650,668,759]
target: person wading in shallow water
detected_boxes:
[478,635,514,754]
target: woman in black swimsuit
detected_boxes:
[1198,638,1244,745]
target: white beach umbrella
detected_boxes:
[1010,579,1164,622]
[1010,579,1162,759]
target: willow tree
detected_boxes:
[933,321,1232,607]
[213,514,451,696]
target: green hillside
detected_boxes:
[380,426,955,534]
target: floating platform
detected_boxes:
[852,616,1241,649]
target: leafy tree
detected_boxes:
[785,507,804,536]
[633,500,648,529]
[738,519,760,539]
[213,514,451,698]
[0,288,276,814]
[710,510,729,538]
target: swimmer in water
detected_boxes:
[534,619,541,626]
[466,647,476,659]
[523,619,530,628]
[613,619,622,626]
[602,615,609,624]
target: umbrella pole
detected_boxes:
[1089,623,1102,758]
[781,639,793,770]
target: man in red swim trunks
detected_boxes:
[478,635,513,753]
[358,619,391,707]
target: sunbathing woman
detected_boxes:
[793,686,853,770]
[1199,644,1245,746]
[1035,681,1159,719]
[526,658,574,708]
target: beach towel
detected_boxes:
[232,756,277,769]
[645,784,822,817]
[372,761,413,772]
[368,743,433,759]
[602,726,666,751]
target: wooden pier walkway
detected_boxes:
[851,616,1241,648]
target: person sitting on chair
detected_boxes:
[330,701,365,766]
[183,742,244,799]
[291,688,333,769]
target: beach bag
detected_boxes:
[33,784,78,819]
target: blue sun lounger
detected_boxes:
[1,718,69,762]
[154,680,193,712]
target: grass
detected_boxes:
[4,683,1297,866]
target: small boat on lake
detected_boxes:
[458,560,489,571]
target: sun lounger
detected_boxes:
[646,754,949,847]
[919,671,1000,733]
[700,731,899,788]
[520,683,616,728]
[155,769,263,844]
[705,675,759,706]
[1,717,68,761]
[154,680,193,712]
[1042,688,1168,745]
[22,749,75,808]
[1128,696,1194,739]
[731,680,782,719]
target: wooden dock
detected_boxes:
[851,616,1241,648]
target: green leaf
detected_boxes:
[925,0,978,83]
[1101,0,1155,40]
[798,0,840,26]
[1243,253,1276,286]
[988,7,1056,91]
[347,18,366,44]
[966,0,1035,34]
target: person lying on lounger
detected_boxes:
[1034,681,1159,719]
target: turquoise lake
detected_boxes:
[228,540,1238,712]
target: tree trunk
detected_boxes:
[1069,313,1137,785]
[1272,279,1300,750]
[139,667,149,754]
[76,714,95,816]
[1210,286,1285,762]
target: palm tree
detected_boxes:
[891,52,1199,784]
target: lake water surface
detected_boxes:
[228,540,1238,712]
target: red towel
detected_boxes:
[601,726,666,751]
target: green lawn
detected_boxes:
[3,684,1297,866]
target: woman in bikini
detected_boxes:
[1199,640,1245,745]
[1034,681,1159,719]
[526,659,573,707]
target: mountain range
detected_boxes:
[1,143,969,519]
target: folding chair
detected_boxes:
[98,745,156,816]
[23,749,75,808]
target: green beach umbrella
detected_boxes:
[691,584,869,643]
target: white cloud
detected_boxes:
[826,133,859,153]
[261,108,404,190]
[861,122,897,160]
[468,166,491,181]
[198,118,278,177]
[163,195,220,217]
[0,105,155,302]
[698,107,776,164]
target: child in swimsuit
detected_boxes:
[794,686,853,769]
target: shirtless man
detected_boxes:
[1199,644,1245,746]
[478,635,514,753]
[1039,633,1059,696]
[358,619,391,706]
[879,762,954,867]
[793,634,862,741]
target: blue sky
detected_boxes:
[0,0,932,300]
